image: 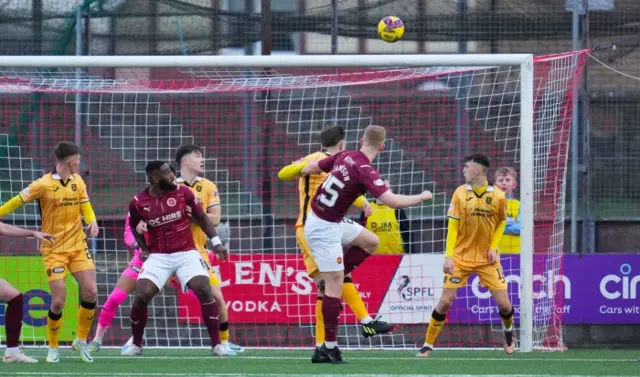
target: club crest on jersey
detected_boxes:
[485,197,492,205]
[71,184,77,191]
[196,185,202,192]
[167,198,177,207]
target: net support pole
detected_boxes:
[75,8,98,258]
[519,56,535,353]
[570,10,580,254]
[74,8,83,147]
[331,0,338,55]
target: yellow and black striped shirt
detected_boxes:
[295,151,330,228]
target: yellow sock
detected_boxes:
[315,297,325,346]
[342,279,369,322]
[500,306,515,331]
[424,310,446,346]
[76,300,96,341]
[47,310,63,348]
[220,322,230,343]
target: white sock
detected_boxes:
[222,341,229,345]
[324,341,337,349]
[5,347,20,355]
[360,316,373,325]
[504,325,513,332]
[75,338,87,344]
[315,343,323,348]
[93,337,102,344]
[423,343,434,349]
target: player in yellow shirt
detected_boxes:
[494,167,521,254]
[0,142,99,363]
[278,125,396,362]
[174,144,244,355]
[359,179,412,254]
[417,154,516,357]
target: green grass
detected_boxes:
[3,348,638,377]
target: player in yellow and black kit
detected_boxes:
[418,154,516,357]
[174,144,244,355]
[278,125,396,362]
[494,166,521,254]
[359,179,414,254]
[0,142,99,363]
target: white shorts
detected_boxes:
[138,250,209,292]
[304,211,364,272]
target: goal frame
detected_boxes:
[0,54,535,352]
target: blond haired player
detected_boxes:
[418,154,515,357]
[287,125,431,363]
[174,144,244,355]
[0,141,99,363]
[279,125,397,362]
[494,166,521,254]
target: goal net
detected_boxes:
[0,52,586,351]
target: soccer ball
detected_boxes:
[378,16,405,43]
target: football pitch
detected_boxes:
[3,348,638,377]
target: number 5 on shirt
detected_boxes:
[319,174,345,208]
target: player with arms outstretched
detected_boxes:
[299,125,433,363]
[1,222,54,363]
[278,126,396,362]
[174,144,244,354]
[418,154,515,357]
[0,141,99,363]
[123,161,229,356]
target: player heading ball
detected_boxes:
[300,125,432,363]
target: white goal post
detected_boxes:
[0,53,583,353]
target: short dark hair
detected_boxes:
[320,126,345,148]
[465,153,490,168]
[54,141,81,161]
[145,160,167,175]
[175,144,203,166]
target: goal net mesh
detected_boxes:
[0,51,585,350]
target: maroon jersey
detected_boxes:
[310,150,389,222]
[128,186,204,254]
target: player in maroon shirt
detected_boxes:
[123,161,229,357]
[301,125,432,363]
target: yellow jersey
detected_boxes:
[176,176,220,254]
[295,151,330,228]
[19,172,89,254]
[447,184,507,268]
[498,196,521,254]
[365,202,404,255]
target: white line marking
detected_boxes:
[5,374,637,377]
[51,355,638,362]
